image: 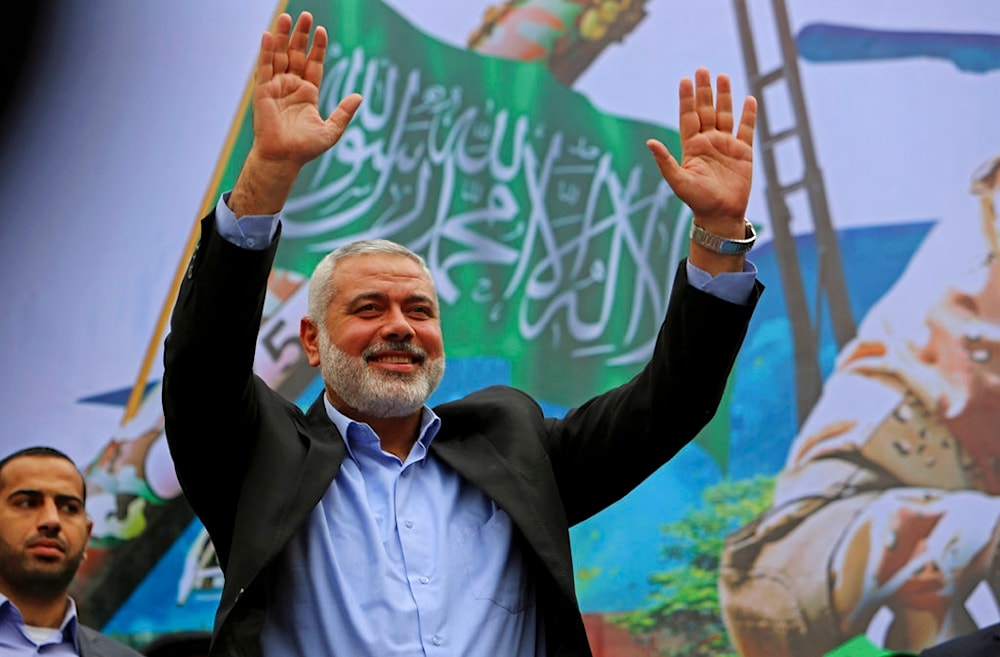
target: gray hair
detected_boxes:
[307,239,435,331]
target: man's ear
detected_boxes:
[83,517,94,560]
[300,317,322,367]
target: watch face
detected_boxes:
[720,240,753,255]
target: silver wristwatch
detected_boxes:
[689,219,756,255]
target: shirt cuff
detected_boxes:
[214,192,280,251]
[686,259,758,305]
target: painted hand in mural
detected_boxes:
[229,12,362,217]
[646,68,757,248]
[830,488,1000,650]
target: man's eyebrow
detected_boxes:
[54,493,85,507]
[405,293,437,306]
[7,489,84,506]
[347,292,437,307]
[347,292,388,306]
[7,488,40,499]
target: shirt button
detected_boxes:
[419,576,429,585]
[404,520,413,529]
[431,636,442,646]
[245,237,256,247]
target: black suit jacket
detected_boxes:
[920,623,1000,657]
[79,625,143,657]
[162,213,762,656]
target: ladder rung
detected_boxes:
[777,179,806,195]
[762,126,799,148]
[757,66,785,87]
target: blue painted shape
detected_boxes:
[798,23,1000,73]
[102,519,218,635]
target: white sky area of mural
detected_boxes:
[0,0,995,465]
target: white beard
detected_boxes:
[318,332,445,419]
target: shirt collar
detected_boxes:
[0,592,80,649]
[322,395,442,465]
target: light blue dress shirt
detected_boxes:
[214,195,756,656]
[0,594,80,657]
[259,399,539,657]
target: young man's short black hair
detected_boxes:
[0,446,86,501]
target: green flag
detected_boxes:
[824,635,919,657]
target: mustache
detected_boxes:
[26,535,67,552]
[362,342,428,362]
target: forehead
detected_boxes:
[330,253,436,297]
[0,456,85,498]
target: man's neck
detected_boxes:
[366,415,422,460]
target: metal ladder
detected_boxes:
[732,0,857,425]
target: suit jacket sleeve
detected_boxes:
[161,210,284,563]
[544,262,763,525]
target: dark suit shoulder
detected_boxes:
[434,385,543,423]
[920,623,1000,657]
[78,625,144,657]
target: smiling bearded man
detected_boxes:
[161,14,761,655]
[305,239,447,426]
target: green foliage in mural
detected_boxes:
[618,475,775,657]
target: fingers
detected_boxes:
[737,95,758,148]
[286,12,313,77]
[328,93,364,136]
[694,68,715,131]
[257,12,316,83]
[256,31,274,86]
[271,13,294,76]
[678,67,755,142]
[646,138,681,186]
[715,73,734,134]
[303,26,328,89]
[676,76,699,141]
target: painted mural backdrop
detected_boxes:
[0,1,997,655]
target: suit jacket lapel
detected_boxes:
[431,433,577,602]
[77,625,94,657]
[297,392,348,496]
[258,393,347,568]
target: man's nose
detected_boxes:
[380,307,415,341]
[37,499,62,533]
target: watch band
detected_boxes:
[689,218,756,255]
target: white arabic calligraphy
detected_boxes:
[281,45,687,366]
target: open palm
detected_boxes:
[251,12,360,168]
[648,68,756,230]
